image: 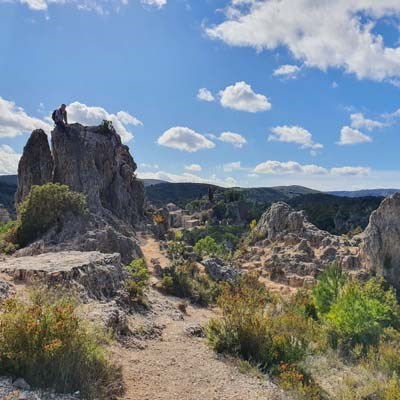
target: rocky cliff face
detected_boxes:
[15,123,145,263]
[362,193,400,291]
[15,129,53,204]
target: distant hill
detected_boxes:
[329,189,400,198]
[288,193,383,235]
[141,179,168,187]
[0,175,17,215]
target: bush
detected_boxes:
[206,274,314,373]
[194,236,227,259]
[124,258,150,301]
[0,221,19,254]
[160,262,221,306]
[0,287,122,399]
[312,264,347,315]
[325,279,399,352]
[17,183,87,246]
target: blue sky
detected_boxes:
[1,0,400,190]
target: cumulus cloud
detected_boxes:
[185,164,202,172]
[66,101,142,142]
[197,88,215,102]
[206,1,400,82]
[218,132,247,148]
[0,145,21,175]
[338,126,372,145]
[219,81,271,112]
[223,161,242,172]
[331,166,371,176]
[253,160,370,177]
[254,160,328,175]
[268,125,323,152]
[273,64,301,79]
[157,126,216,152]
[350,113,386,131]
[0,96,51,138]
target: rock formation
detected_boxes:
[362,193,400,291]
[15,129,53,204]
[247,202,362,285]
[0,251,124,300]
[15,123,146,263]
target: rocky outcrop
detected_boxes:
[0,251,125,300]
[249,202,361,283]
[52,123,144,227]
[15,123,146,263]
[15,129,53,204]
[362,193,400,291]
[202,257,240,282]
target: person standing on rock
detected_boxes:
[52,104,69,132]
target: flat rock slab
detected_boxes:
[0,251,124,300]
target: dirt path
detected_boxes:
[117,234,289,400]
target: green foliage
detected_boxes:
[0,287,122,399]
[166,240,187,261]
[160,262,221,306]
[17,183,87,246]
[124,258,150,300]
[312,264,347,315]
[0,221,19,254]
[100,119,114,134]
[194,236,227,259]
[325,279,399,352]
[206,274,314,373]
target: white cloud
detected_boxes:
[141,0,167,8]
[157,126,216,152]
[140,163,159,169]
[11,0,129,12]
[219,81,271,112]
[273,64,301,79]
[0,96,52,138]
[185,164,202,172]
[332,82,338,88]
[331,166,371,176]
[138,170,237,187]
[0,145,21,175]
[268,125,323,151]
[206,1,400,82]
[66,101,142,142]
[254,160,328,175]
[350,113,386,131]
[197,88,215,102]
[218,131,247,148]
[223,161,242,172]
[338,126,372,145]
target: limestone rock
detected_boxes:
[362,193,400,290]
[15,129,53,204]
[251,202,361,284]
[0,251,125,300]
[202,257,240,282]
[15,123,146,263]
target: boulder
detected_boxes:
[202,257,240,282]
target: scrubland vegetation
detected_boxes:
[0,183,87,252]
[0,287,122,399]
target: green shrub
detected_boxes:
[0,287,122,399]
[166,241,186,261]
[312,264,347,315]
[160,262,221,306]
[206,274,313,373]
[124,258,150,301]
[194,236,226,259]
[325,279,398,352]
[17,183,88,246]
[0,221,19,254]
